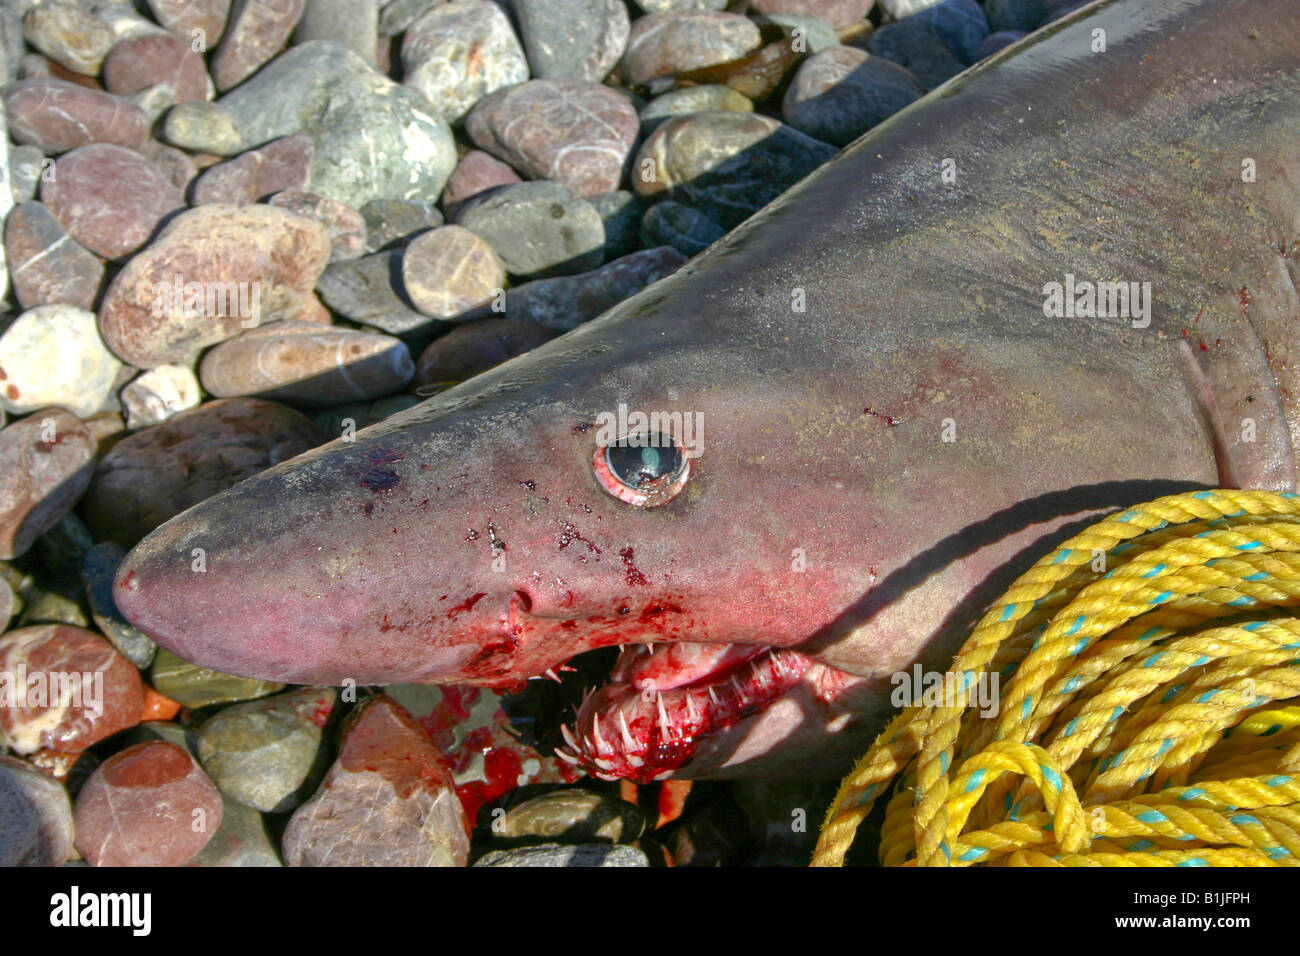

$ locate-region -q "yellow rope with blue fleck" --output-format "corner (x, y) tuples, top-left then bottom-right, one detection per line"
(812, 489), (1300, 866)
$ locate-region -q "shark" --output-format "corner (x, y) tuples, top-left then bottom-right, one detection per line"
(115, 0), (1300, 782)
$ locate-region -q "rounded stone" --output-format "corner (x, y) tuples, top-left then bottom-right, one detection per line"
(401, 225), (506, 319)
(146, 0), (233, 47)
(81, 398), (323, 548)
(316, 250), (437, 335)
(198, 322), (415, 406)
(22, 0), (117, 76)
(640, 84), (754, 133)
(763, 13), (841, 53)
(465, 79), (640, 196)
(862, 18), (966, 90)
(474, 843), (649, 866)
(641, 201), (726, 256)
(495, 789), (645, 844)
(103, 33), (212, 103)
(456, 180), (605, 279)
(195, 687), (334, 812)
(150, 648), (283, 711)
(219, 41), (458, 208)
(4, 78), (149, 153)
(4, 201), (104, 312)
(42, 144), (186, 261)
(211, 0), (306, 92)
(0, 625), (143, 755)
(361, 198), (446, 253)
(983, 0), (1048, 32)
(0, 754), (75, 866)
(400, 0), (529, 124)
(590, 190), (649, 260)
(498, 245), (687, 332)
(912, 0), (990, 63)
(9, 145), (49, 204)
(162, 101), (242, 156)
(81, 542), (158, 669)
(190, 134), (314, 206)
(73, 741), (223, 866)
(0, 305), (123, 418)
(293, 0), (378, 66)
(139, 142), (201, 195)
(186, 797), (282, 866)
(120, 365), (202, 430)
(783, 47), (925, 147)
(415, 319), (555, 390)
(97, 204), (332, 368)
(633, 111), (837, 228)
(440, 150), (522, 216)
(0, 409), (96, 561)
(634, 0), (728, 10)
(514, 0), (629, 82)
(267, 190), (366, 262)
(282, 696), (469, 867)
(750, 0), (876, 29)
(620, 12), (761, 89)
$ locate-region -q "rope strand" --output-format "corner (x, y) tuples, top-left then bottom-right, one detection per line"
(813, 489), (1300, 867)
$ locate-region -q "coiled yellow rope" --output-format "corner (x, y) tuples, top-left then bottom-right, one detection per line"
(813, 489), (1300, 867)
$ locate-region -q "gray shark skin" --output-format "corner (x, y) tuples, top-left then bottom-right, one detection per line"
(116, 0), (1300, 781)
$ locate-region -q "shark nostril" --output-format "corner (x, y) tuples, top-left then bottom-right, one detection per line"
(512, 590), (534, 613)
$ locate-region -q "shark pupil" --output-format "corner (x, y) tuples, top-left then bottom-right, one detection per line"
(607, 435), (681, 488)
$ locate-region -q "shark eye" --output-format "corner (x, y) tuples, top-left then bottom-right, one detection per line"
(593, 433), (692, 507)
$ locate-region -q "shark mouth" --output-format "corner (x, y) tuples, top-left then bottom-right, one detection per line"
(552, 641), (814, 783)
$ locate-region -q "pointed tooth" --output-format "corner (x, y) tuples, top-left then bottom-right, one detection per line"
(554, 747), (580, 765)
(560, 723), (580, 752)
(751, 660), (764, 687)
(618, 710), (636, 749)
(591, 717), (610, 754)
(646, 642), (655, 655)
(685, 692), (698, 723)
(656, 692), (671, 738)
(545, 668), (561, 683)
(595, 771), (618, 781)
(627, 754), (644, 768)
(707, 685), (719, 705)
(731, 675), (745, 700)
(594, 757), (615, 771)
(558, 664), (576, 673)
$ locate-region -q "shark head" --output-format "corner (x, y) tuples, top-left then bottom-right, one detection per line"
(113, 0), (1284, 781)
(113, 269), (902, 779)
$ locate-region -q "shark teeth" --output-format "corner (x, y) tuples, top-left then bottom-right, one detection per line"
(565, 645), (816, 783)
(560, 723), (580, 752)
(617, 710), (636, 749)
(590, 716), (610, 755)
